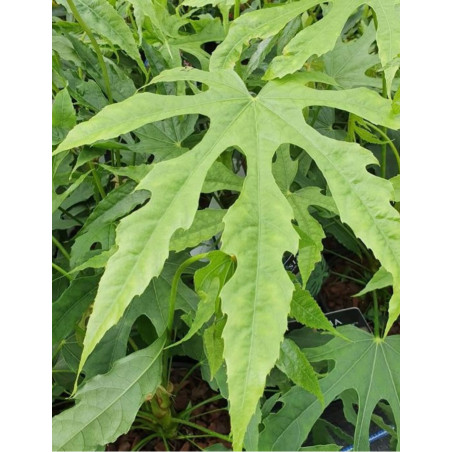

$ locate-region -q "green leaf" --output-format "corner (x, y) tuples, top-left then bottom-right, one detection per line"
(321, 23), (380, 89)
(272, 144), (298, 192)
(277, 338), (324, 404)
(98, 163), (154, 183)
(130, 115), (198, 163)
(264, 0), (399, 81)
(390, 174), (400, 202)
(53, 88), (76, 145)
(52, 335), (165, 451)
(203, 316), (227, 380)
(169, 209), (226, 252)
(70, 181), (149, 267)
(299, 445), (341, 451)
(59, 0), (143, 67)
(172, 251), (233, 348)
(354, 266), (393, 297)
(287, 187), (337, 288)
(52, 275), (101, 347)
(83, 281), (159, 378)
(69, 246), (118, 273)
(52, 172), (91, 213)
(259, 326), (399, 451)
(203, 161), (244, 193)
(56, 67), (398, 450)
(290, 286), (340, 338)
(210, 1), (315, 71)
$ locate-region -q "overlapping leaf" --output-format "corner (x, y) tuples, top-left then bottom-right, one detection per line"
(56, 66), (398, 450)
(259, 326), (400, 451)
(211, 0), (399, 88)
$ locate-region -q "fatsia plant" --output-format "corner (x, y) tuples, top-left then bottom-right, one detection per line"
(52, 0), (400, 450)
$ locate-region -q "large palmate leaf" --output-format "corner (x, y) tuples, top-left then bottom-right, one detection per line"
(52, 335), (165, 451)
(259, 326), (400, 451)
(56, 67), (398, 450)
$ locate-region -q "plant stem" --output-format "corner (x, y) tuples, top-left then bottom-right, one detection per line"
(58, 206), (84, 225)
(234, 0), (240, 19)
(364, 122), (400, 171)
(189, 407), (228, 420)
(172, 418), (231, 442)
(330, 271), (365, 285)
(371, 291), (380, 338)
(132, 433), (160, 451)
(174, 361), (203, 394)
(323, 248), (370, 271)
(66, 0), (113, 104)
(52, 263), (73, 281)
(180, 394), (224, 417)
(52, 235), (71, 261)
(161, 434), (170, 451)
(88, 162), (107, 199)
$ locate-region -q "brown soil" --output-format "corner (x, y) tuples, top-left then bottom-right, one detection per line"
(320, 237), (400, 336)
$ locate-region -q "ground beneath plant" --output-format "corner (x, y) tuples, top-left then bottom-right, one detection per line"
(106, 367), (231, 451)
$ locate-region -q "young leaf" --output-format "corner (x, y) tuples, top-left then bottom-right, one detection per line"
(171, 250), (233, 347)
(276, 338), (324, 405)
(290, 286), (341, 338)
(56, 67), (398, 450)
(52, 335), (165, 451)
(259, 326), (399, 451)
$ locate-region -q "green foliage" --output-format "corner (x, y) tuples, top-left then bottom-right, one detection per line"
(52, 0), (399, 450)
(259, 326), (399, 451)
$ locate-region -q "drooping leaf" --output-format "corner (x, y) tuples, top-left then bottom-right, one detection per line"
(56, 67), (398, 450)
(52, 335), (165, 451)
(276, 338), (324, 404)
(354, 266), (393, 297)
(172, 250), (233, 347)
(258, 326), (399, 451)
(290, 286), (341, 338)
